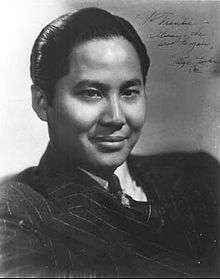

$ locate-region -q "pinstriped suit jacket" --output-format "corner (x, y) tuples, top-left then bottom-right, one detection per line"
(0, 149), (218, 277)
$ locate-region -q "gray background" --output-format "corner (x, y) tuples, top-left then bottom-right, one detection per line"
(0, 0), (220, 176)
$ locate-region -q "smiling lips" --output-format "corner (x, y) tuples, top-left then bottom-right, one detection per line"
(91, 135), (128, 151)
(93, 135), (127, 142)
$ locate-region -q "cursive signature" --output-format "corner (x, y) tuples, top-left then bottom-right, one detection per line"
(156, 37), (211, 53)
(141, 9), (214, 73)
(144, 10), (194, 26)
(173, 55), (218, 73)
(150, 26), (207, 40)
(150, 31), (182, 39)
(150, 32), (211, 54)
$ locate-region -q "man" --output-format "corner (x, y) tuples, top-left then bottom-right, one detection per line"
(0, 7), (218, 277)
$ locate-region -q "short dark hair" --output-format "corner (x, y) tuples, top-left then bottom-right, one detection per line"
(30, 7), (150, 104)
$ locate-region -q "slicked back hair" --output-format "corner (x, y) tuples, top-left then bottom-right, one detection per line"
(30, 7), (150, 104)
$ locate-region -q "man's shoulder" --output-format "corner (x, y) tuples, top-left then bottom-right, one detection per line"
(0, 168), (52, 223)
(129, 151), (219, 218)
(0, 167), (39, 199)
(130, 151), (219, 194)
(130, 150), (220, 173)
(130, 151), (219, 265)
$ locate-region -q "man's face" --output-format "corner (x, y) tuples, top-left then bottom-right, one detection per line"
(47, 37), (147, 172)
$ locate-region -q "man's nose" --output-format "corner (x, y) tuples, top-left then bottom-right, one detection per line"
(100, 95), (126, 128)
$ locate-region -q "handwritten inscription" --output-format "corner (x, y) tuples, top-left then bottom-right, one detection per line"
(139, 10), (218, 73)
(145, 10), (195, 26)
(172, 55), (218, 73)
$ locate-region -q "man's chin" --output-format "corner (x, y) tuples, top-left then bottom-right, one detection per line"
(90, 151), (129, 170)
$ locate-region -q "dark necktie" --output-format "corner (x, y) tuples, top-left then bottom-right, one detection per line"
(108, 174), (123, 198)
(108, 174), (151, 221)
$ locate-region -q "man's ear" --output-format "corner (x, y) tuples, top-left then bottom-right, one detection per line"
(31, 85), (49, 122)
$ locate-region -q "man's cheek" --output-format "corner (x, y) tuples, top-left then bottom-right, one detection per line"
(70, 107), (100, 129)
(128, 109), (146, 129)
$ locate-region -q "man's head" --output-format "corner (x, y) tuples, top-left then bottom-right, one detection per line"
(31, 7), (150, 175)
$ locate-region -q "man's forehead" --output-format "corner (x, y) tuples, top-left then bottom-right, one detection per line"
(70, 37), (140, 68)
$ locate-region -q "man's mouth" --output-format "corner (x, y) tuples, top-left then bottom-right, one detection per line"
(93, 135), (127, 142)
(90, 135), (128, 151)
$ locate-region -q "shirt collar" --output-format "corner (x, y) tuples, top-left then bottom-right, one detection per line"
(78, 167), (109, 190)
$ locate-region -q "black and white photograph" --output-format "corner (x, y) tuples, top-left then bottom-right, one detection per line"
(0, 0), (219, 277)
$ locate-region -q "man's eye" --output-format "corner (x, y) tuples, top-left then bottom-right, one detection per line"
(121, 89), (140, 98)
(79, 89), (102, 100)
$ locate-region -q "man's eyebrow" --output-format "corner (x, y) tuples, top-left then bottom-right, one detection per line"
(73, 78), (142, 91)
(73, 80), (109, 91)
(120, 79), (142, 90)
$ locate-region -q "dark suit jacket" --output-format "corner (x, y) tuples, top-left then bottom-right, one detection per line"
(0, 148), (218, 277)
